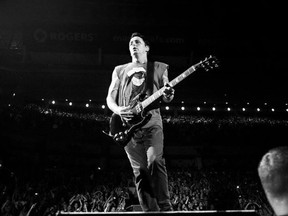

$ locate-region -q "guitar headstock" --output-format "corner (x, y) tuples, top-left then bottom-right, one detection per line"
(196, 55), (219, 71)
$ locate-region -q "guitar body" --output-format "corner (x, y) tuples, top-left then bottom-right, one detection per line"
(109, 111), (152, 147)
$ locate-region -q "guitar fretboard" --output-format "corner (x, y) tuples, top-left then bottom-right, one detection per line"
(141, 65), (197, 109)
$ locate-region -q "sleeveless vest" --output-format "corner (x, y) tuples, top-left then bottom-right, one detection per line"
(114, 61), (168, 128)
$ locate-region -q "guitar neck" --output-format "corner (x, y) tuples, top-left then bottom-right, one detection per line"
(141, 64), (197, 109)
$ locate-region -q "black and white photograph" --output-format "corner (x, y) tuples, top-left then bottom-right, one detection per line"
(1, 1), (287, 216)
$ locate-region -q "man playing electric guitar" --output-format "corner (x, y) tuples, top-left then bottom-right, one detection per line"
(106, 32), (175, 212)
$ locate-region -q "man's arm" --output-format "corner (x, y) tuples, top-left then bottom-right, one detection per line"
(106, 67), (134, 120)
(106, 67), (121, 115)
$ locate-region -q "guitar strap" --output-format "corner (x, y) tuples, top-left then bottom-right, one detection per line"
(145, 61), (155, 97)
(142, 61), (161, 111)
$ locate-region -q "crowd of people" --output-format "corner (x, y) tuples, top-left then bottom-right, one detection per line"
(1, 104), (286, 215)
(0, 165), (274, 216)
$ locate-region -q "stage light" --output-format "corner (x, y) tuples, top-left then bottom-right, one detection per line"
(165, 106), (169, 110)
(286, 108), (288, 112)
(69, 102), (72, 106)
(257, 108), (260, 112)
(89, 99), (92, 102)
(65, 99), (68, 102)
(181, 106), (185, 111)
(203, 101), (206, 104)
(86, 104), (89, 108)
(264, 102), (267, 105)
(242, 108), (246, 111)
(181, 101), (185, 104)
(227, 107), (231, 111)
(197, 107), (201, 111)
(52, 100), (56, 104)
(41, 98), (44, 101)
(212, 107), (216, 111)
(225, 102), (229, 105)
(271, 108), (275, 112)
(246, 102), (249, 105)
(12, 93), (16, 97)
(101, 105), (106, 109)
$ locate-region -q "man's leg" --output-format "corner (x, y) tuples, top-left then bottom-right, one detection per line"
(145, 126), (173, 211)
(125, 130), (159, 212)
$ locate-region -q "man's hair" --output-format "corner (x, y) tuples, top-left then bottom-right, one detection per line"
(130, 32), (150, 47)
(258, 146), (288, 199)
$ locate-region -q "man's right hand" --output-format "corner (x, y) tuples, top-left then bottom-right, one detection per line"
(116, 106), (134, 122)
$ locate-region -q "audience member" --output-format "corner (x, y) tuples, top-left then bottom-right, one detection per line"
(258, 146), (288, 216)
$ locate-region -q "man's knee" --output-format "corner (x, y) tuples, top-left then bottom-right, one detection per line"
(148, 157), (166, 173)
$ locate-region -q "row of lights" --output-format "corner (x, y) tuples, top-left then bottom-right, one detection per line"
(49, 99), (106, 109)
(8, 93), (288, 106)
(163, 106), (288, 112)
(44, 98), (288, 113)
(162, 100), (288, 112)
(6, 95), (288, 113)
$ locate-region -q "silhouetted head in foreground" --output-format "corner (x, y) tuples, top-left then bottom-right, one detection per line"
(258, 146), (288, 216)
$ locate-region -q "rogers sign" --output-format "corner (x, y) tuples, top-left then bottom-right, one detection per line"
(33, 28), (98, 43)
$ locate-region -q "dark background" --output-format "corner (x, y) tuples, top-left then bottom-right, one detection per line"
(1, 0), (287, 105)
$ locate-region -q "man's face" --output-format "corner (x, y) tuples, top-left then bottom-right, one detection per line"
(129, 36), (149, 56)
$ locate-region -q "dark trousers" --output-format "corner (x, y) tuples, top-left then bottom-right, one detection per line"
(124, 125), (172, 212)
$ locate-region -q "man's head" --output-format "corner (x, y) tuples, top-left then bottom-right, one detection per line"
(258, 146), (288, 215)
(129, 32), (150, 58)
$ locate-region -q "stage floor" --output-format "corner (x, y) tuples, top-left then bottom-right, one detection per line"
(57, 210), (258, 216)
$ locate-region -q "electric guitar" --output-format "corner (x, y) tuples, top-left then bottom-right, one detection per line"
(103, 55), (219, 147)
